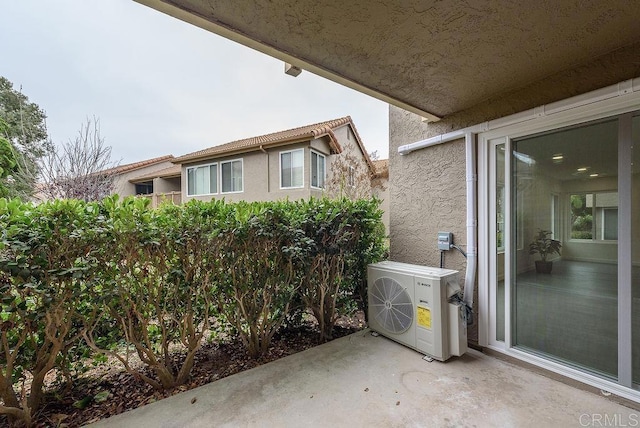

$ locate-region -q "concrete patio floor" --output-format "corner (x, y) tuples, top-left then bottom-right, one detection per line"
(91, 331), (639, 428)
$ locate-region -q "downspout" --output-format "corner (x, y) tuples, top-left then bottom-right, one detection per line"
(463, 133), (477, 310)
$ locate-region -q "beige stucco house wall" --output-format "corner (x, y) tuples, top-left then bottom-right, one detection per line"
(389, 109), (466, 269)
(109, 155), (176, 197)
(176, 117), (384, 218)
(127, 164), (182, 207)
(371, 159), (389, 236)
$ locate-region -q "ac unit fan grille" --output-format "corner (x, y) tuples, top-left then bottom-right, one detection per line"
(370, 276), (413, 334)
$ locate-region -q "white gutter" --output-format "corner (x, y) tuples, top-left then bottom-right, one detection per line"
(396, 77), (640, 311)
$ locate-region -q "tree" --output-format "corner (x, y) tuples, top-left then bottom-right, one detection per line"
(325, 151), (375, 200)
(0, 119), (18, 198)
(0, 77), (50, 198)
(39, 117), (119, 201)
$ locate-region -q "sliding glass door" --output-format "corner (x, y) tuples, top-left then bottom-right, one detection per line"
(633, 115), (639, 388)
(512, 119), (619, 379)
(488, 111), (639, 389)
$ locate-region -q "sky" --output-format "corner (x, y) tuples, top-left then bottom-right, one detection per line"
(0, 0), (389, 165)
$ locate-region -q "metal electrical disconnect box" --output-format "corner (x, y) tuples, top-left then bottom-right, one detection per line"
(438, 232), (453, 251)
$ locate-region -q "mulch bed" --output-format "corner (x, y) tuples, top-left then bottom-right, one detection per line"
(2, 313), (365, 428)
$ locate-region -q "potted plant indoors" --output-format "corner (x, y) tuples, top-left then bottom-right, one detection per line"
(528, 229), (562, 274)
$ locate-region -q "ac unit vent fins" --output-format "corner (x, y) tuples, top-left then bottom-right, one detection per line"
(370, 277), (414, 334)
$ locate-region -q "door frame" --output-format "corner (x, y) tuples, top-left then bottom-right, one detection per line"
(477, 89), (640, 402)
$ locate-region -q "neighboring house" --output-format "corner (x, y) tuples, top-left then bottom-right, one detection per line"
(128, 163), (182, 207)
(371, 159), (389, 235)
(32, 154), (176, 203)
(139, 1), (640, 402)
(172, 116), (378, 204)
(106, 154), (177, 197)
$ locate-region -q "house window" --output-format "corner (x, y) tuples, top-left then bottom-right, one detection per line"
(280, 149), (304, 188)
(221, 159), (243, 193)
(348, 166), (356, 187)
(187, 163), (217, 196)
(569, 192), (618, 241)
(311, 150), (326, 189)
(135, 182), (153, 195)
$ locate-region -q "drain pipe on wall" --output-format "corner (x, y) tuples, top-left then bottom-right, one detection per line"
(463, 132), (477, 310)
(398, 131), (478, 314)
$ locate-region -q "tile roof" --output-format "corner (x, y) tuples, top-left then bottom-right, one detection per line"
(128, 164), (182, 183)
(102, 155), (174, 175)
(173, 117), (356, 163)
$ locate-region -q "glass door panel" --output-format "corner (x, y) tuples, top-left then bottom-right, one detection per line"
(633, 115), (640, 388)
(512, 119), (619, 379)
(495, 143), (506, 341)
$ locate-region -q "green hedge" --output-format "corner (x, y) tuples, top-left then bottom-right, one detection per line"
(0, 196), (385, 423)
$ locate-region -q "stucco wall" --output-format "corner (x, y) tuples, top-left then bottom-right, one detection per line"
(324, 125), (374, 200)
(389, 105), (471, 339)
(112, 161), (176, 196)
(153, 176), (181, 194)
(181, 142), (341, 204)
(267, 142), (315, 201)
(399, 45), (640, 142)
(372, 179), (389, 237)
(389, 106), (467, 270)
(183, 151), (274, 203)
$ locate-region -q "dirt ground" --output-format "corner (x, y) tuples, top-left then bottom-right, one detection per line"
(2, 313), (365, 428)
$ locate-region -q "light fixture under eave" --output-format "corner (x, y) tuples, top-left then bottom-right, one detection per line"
(284, 62), (302, 77)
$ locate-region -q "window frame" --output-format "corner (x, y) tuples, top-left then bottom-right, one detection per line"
(186, 162), (218, 196)
(568, 191), (618, 242)
(310, 149), (326, 189)
(279, 149), (305, 189)
(602, 207), (618, 240)
(220, 158), (244, 194)
(348, 165), (356, 188)
(135, 181), (154, 195)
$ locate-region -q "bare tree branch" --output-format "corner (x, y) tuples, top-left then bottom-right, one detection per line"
(39, 117), (119, 201)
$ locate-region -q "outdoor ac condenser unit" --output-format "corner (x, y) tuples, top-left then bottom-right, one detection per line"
(367, 261), (467, 361)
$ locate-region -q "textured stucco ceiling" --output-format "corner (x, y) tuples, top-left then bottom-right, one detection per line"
(136, 0), (640, 120)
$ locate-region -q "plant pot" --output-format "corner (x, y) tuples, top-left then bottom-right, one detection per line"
(535, 260), (553, 274)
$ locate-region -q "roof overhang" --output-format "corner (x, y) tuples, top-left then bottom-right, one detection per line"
(135, 0), (640, 122)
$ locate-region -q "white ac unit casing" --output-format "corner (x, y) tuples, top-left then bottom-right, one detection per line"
(367, 261), (467, 361)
